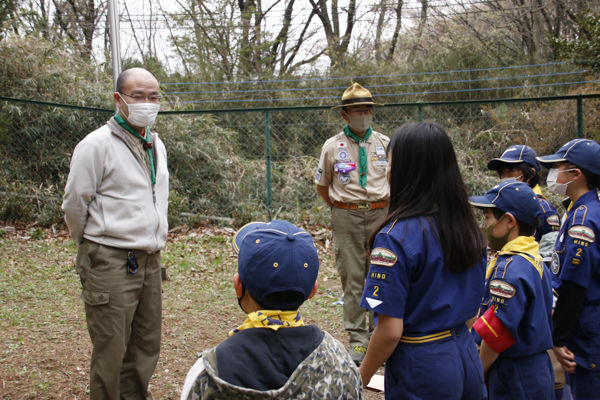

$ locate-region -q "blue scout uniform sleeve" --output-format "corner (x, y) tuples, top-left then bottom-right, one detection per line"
(485, 257), (527, 344)
(360, 231), (410, 319)
(535, 196), (560, 242)
(558, 205), (599, 289)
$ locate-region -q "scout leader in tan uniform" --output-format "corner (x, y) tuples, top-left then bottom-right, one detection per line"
(315, 83), (390, 365)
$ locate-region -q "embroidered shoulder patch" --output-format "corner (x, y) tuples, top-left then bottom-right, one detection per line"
(370, 247), (397, 267)
(568, 225), (595, 243)
(315, 168), (323, 182)
(489, 280), (516, 299)
(551, 252), (561, 275)
(547, 215), (560, 227)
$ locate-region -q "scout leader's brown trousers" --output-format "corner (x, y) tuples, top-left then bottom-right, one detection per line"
(76, 239), (162, 400)
(331, 206), (387, 349)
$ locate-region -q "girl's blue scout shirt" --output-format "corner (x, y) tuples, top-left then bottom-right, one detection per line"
(474, 236), (554, 357)
(360, 217), (486, 334)
(551, 189), (600, 369)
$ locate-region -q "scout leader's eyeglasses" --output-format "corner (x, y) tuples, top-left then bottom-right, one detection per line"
(119, 92), (163, 104)
(345, 107), (373, 115)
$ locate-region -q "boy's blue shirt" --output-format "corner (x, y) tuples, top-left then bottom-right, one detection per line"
(551, 190), (600, 369)
(480, 236), (554, 357)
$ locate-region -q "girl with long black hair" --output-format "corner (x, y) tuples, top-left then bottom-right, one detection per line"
(359, 122), (488, 399)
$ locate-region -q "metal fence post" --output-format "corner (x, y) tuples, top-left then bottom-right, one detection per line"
(264, 111), (273, 219)
(577, 97), (583, 138)
(417, 105), (423, 122)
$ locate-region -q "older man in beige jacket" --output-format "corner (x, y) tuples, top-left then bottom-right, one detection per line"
(62, 67), (168, 400)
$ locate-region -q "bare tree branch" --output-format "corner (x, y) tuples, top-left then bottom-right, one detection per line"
(407, 0), (427, 64)
(387, 0), (403, 61)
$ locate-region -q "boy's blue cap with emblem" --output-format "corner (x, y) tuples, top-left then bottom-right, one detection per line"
(487, 145), (541, 172)
(537, 139), (600, 176)
(232, 220), (319, 311)
(469, 181), (541, 226)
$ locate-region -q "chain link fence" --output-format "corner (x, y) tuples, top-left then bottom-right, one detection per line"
(1, 94), (599, 227)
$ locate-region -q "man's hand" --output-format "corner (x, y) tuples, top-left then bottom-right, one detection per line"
(553, 346), (577, 373)
(316, 184), (333, 208)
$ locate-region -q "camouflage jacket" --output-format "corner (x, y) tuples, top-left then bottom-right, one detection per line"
(183, 331), (363, 400)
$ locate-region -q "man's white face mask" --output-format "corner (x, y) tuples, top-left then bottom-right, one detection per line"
(118, 93), (160, 127)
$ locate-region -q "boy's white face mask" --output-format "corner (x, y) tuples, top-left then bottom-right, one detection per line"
(500, 174), (523, 183)
(547, 168), (576, 196)
(118, 93), (160, 128)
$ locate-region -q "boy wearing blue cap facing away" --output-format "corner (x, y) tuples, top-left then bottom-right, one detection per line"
(537, 139), (600, 399)
(470, 181), (555, 398)
(488, 145), (560, 241)
(180, 220), (362, 400)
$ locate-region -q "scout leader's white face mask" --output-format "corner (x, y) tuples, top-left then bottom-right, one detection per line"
(118, 93), (160, 128)
(347, 114), (372, 132)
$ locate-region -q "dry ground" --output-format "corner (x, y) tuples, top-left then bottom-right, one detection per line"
(0, 223), (384, 399)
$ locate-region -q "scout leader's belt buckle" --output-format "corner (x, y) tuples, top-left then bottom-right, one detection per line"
(356, 201), (372, 212)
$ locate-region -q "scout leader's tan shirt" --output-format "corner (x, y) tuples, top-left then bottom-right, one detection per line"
(316, 130), (390, 204)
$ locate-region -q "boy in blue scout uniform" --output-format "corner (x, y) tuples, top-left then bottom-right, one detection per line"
(180, 220), (362, 400)
(488, 145), (566, 399)
(487, 144), (560, 241)
(470, 181), (555, 399)
(537, 139), (600, 400)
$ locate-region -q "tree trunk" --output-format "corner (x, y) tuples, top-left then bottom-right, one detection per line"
(406, 0), (427, 64)
(374, 0), (387, 60)
(387, 0), (403, 61)
(309, 0), (356, 67)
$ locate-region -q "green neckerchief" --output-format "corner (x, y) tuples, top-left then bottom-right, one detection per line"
(114, 113), (156, 185)
(344, 125), (372, 189)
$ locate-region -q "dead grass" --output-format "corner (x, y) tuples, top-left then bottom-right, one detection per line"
(0, 224), (384, 399)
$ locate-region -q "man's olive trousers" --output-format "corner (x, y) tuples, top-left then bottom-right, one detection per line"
(76, 239), (162, 400)
(331, 206), (387, 349)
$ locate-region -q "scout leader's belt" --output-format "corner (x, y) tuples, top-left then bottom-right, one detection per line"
(333, 200), (387, 212)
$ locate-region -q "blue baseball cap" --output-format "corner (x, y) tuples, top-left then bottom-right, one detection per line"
(488, 145), (541, 172)
(469, 181), (541, 226)
(537, 139), (600, 176)
(232, 220), (319, 311)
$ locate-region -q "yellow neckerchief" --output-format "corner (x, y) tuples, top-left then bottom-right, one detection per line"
(228, 310), (304, 336)
(532, 184), (543, 197)
(486, 236), (544, 280)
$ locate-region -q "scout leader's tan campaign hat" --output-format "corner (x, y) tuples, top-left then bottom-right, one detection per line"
(331, 83), (384, 109)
